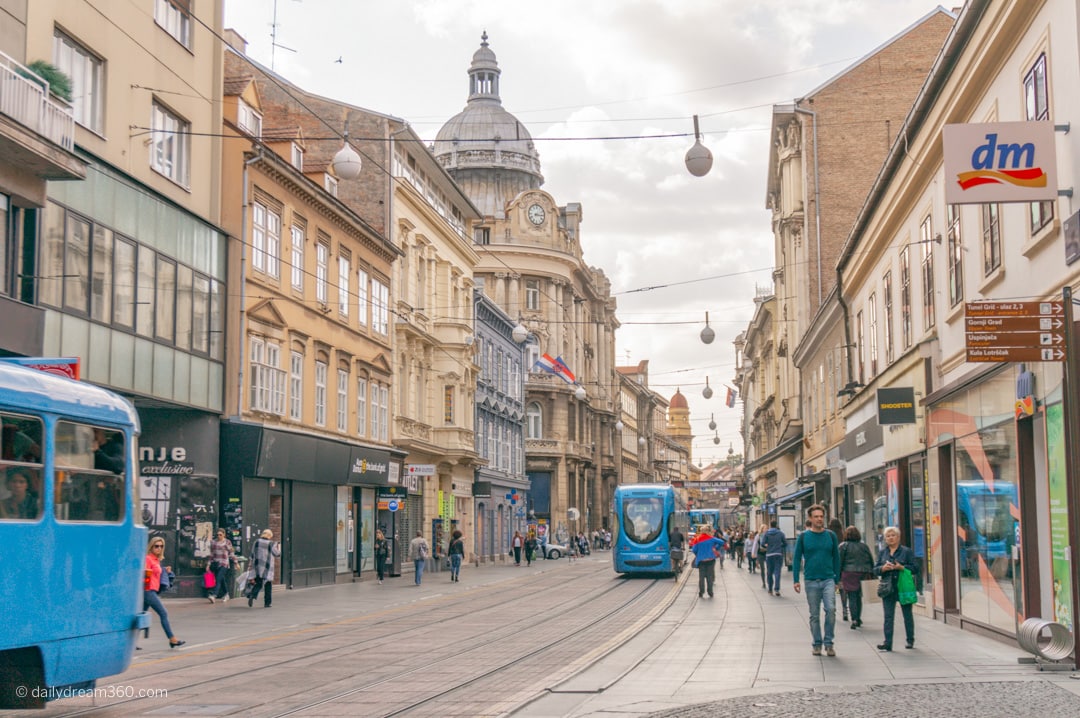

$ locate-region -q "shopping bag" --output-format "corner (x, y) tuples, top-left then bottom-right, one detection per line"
(898, 568), (918, 605)
(203, 569), (216, 589)
(862, 577), (881, 604)
(235, 569), (252, 595)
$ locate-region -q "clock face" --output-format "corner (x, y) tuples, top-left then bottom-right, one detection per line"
(527, 203), (546, 225)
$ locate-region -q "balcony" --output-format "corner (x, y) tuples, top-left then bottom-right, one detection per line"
(0, 51), (84, 184)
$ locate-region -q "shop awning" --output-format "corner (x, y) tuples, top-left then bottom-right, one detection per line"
(768, 486), (814, 510)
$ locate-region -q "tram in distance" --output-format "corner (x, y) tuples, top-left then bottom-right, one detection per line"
(688, 508), (721, 534)
(612, 484), (687, 576)
(0, 362), (147, 709)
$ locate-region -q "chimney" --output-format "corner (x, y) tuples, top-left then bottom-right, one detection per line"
(224, 28), (248, 55)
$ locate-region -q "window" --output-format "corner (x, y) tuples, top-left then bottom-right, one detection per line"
(155, 0), (191, 47)
(1024, 53), (1054, 234)
(526, 402), (542, 439)
(338, 253), (350, 317)
(53, 30), (104, 133)
(237, 99), (262, 136)
(316, 240), (329, 305)
(151, 101), (189, 186)
(63, 213), (91, 314)
(337, 369), (348, 431)
(155, 257), (176, 342)
(249, 337), (285, 415)
(868, 293), (878, 377)
(357, 268), (369, 326)
(525, 279), (540, 311)
(289, 351), (303, 421)
(356, 377), (367, 437)
(883, 271), (894, 364)
(856, 310), (865, 384)
(946, 205), (964, 307)
(981, 203), (1001, 275)
(920, 217), (935, 330)
(1, 412), (43, 521)
(314, 360), (327, 426)
(444, 385), (454, 425)
(900, 246), (912, 349)
(372, 278), (389, 335)
(290, 224), (304, 291)
(370, 381), (389, 442)
(113, 236), (136, 330)
(474, 227), (490, 244)
(324, 174), (338, 197)
(251, 200), (280, 278)
(291, 143), (303, 170)
(54, 422), (125, 523)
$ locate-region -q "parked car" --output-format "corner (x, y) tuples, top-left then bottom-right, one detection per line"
(538, 542), (566, 559)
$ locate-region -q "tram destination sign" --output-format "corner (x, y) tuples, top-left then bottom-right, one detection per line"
(964, 300), (1065, 363)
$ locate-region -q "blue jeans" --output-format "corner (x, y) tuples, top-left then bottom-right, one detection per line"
(804, 578), (836, 648)
(765, 555), (784, 592)
(213, 563), (230, 598)
(414, 558), (425, 584)
(143, 589), (174, 640)
(450, 554), (462, 579)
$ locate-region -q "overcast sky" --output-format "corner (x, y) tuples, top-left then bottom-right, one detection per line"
(223, 0), (950, 467)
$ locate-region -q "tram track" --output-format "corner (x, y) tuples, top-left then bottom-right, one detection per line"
(39, 563), (653, 717)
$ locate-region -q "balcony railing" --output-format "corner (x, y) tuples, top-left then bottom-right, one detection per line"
(0, 51), (75, 151)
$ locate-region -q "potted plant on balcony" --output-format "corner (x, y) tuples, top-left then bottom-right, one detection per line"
(21, 60), (72, 102)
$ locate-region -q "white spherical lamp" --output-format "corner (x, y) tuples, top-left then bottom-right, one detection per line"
(332, 142), (362, 180)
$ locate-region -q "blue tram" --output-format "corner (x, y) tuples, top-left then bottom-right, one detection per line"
(0, 362), (147, 708)
(612, 484), (679, 575)
(688, 508), (721, 534)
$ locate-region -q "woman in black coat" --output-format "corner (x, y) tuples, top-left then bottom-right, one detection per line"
(873, 526), (919, 651)
(839, 525), (875, 629)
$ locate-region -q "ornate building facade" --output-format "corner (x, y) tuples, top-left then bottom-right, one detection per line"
(434, 34), (620, 538)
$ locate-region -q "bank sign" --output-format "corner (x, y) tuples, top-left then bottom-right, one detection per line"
(943, 121), (1057, 205)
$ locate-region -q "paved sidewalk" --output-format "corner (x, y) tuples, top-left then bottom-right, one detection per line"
(514, 559), (1080, 717)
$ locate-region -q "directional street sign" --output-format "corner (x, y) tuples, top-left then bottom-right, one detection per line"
(965, 301), (1066, 363)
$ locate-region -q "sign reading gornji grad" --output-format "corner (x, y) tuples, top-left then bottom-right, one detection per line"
(877, 387), (916, 425)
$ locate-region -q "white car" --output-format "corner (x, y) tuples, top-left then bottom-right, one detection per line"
(538, 542), (567, 559)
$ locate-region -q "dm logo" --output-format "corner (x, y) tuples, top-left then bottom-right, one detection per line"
(943, 121), (1057, 205)
(956, 133), (1047, 190)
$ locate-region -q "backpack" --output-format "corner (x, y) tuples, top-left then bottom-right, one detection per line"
(418, 541), (429, 559)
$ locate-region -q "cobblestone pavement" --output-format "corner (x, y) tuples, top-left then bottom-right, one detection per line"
(646, 681), (1080, 718)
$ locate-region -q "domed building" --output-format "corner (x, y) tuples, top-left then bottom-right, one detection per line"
(668, 389), (693, 455)
(435, 34), (621, 540)
(433, 32), (543, 218)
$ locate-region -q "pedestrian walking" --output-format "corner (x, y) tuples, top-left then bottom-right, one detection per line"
(448, 529), (465, 582)
(733, 530), (745, 568)
(792, 504), (841, 657)
(208, 528), (236, 603)
(144, 537), (184, 648)
(744, 531), (757, 573)
(512, 530), (524, 566)
(689, 527), (725, 598)
(828, 518), (848, 621)
(246, 529), (280, 607)
(409, 530), (429, 585)
(761, 520), (787, 596)
(374, 529), (389, 584)
(839, 525), (874, 629)
(524, 531), (538, 566)
(874, 526), (919, 651)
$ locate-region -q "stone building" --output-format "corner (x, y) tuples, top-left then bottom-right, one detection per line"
(434, 34), (620, 538)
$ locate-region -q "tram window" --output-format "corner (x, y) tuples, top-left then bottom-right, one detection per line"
(0, 413), (43, 521)
(623, 497), (664, 545)
(54, 421), (126, 523)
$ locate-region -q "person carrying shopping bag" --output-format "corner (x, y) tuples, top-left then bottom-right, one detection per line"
(873, 526), (919, 651)
(247, 529), (280, 608)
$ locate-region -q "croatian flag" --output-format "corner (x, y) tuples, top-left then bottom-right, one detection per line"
(553, 356), (576, 385)
(725, 386), (737, 408)
(534, 354), (558, 374)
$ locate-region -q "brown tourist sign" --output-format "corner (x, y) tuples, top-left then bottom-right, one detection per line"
(964, 301), (1065, 362)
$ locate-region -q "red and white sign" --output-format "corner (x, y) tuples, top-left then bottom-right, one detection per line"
(943, 121), (1058, 204)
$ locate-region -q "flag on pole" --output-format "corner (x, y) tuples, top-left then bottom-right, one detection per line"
(725, 386), (737, 408)
(534, 354), (558, 374)
(553, 356), (576, 384)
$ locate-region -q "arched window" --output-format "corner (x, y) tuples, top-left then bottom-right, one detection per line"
(526, 402), (542, 439)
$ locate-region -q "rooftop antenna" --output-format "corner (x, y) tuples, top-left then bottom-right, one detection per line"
(270, 0), (300, 71)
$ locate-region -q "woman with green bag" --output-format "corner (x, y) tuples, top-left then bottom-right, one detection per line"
(873, 526), (919, 651)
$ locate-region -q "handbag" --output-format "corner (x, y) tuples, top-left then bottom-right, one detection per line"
(877, 571), (897, 599)
(861, 576), (881, 603)
(203, 569), (216, 589)
(897, 568), (918, 605)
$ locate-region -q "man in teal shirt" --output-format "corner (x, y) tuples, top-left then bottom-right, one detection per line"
(793, 504), (841, 656)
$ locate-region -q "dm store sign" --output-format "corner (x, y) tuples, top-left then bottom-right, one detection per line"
(943, 121), (1057, 205)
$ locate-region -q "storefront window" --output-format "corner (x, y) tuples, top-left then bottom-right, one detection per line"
(955, 419), (1018, 633)
(850, 475), (886, 561)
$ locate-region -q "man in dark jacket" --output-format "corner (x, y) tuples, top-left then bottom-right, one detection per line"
(761, 520), (787, 596)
